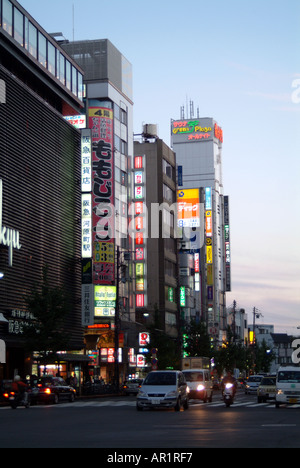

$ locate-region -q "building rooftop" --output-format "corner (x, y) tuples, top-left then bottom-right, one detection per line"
(0, 0), (84, 112)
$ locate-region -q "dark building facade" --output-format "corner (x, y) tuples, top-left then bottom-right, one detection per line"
(0, 0), (85, 380)
(134, 132), (179, 338)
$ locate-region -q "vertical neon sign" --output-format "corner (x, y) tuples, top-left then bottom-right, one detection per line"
(134, 155), (147, 308)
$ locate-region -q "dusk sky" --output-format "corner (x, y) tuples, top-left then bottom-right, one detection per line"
(21, 0), (300, 334)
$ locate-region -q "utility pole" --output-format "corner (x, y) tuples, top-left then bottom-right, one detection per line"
(232, 300), (236, 343)
(114, 245), (120, 392)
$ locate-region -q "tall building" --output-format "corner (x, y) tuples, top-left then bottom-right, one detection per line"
(134, 128), (179, 339)
(61, 39), (135, 382)
(0, 0), (85, 379)
(171, 116), (231, 342)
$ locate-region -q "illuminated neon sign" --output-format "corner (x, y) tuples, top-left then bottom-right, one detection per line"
(134, 155), (147, 308)
(177, 189), (200, 228)
(214, 123), (223, 143)
(180, 286), (186, 307)
(0, 180), (21, 266)
(172, 120), (212, 135)
(172, 119), (223, 144)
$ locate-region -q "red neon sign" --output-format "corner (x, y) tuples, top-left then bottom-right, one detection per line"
(214, 123), (223, 143)
(135, 156), (143, 169)
(136, 294), (144, 308)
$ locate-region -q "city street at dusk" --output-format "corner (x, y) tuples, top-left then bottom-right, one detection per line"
(1, 391), (300, 449)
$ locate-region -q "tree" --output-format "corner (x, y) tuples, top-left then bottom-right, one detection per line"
(254, 340), (274, 374)
(182, 320), (212, 358)
(22, 265), (71, 374)
(213, 341), (254, 377)
(213, 328), (255, 377)
(145, 308), (181, 370)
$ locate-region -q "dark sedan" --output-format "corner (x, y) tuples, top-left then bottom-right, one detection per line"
(33, 376), (76, 405)
(122, 379), (143, 395)
(0, 380), (12, 403)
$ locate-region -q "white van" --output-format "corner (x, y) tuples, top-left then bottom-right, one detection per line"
(182, 369), (213, 402)
(136, 370), (189, 411)
(276, 366), (300, 408)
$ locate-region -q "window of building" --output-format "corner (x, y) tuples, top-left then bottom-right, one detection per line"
(14, 7), (24, 46)
(72, 66), (77, 95)
(38, 32), (47, 68)
(114, 104), (120, 120)
(121, 171), (127, 186)
(28, 22), (37, 58)
(120, 108), (127, 125)
(24, 16), (28, 49)
(48, 41), (56, 76)
(66, 60), (71, 90)
(114, 135), (120, 152)
(163, 159), (174, 180)
(165, 312), (177, 325)
(2, 0), (12, 35)
(59, 52), (65, 84)
(121, 139), (127, 155)
(163, 184), (175, 203)
(165, 260), (176, 278)
(78, 73), (83, 100)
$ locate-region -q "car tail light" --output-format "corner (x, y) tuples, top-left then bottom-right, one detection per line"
(3, 393), (9, 398)
(44, 388), (51, 395)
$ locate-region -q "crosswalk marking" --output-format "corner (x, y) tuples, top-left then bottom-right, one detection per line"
(2, 398), (300, 410)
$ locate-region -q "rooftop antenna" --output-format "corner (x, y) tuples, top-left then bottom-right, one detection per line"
(186, 95), (188, 118)
(190, 100), (194, 119)
(72, 3), (75, 42)
(180, 105), (185, 119)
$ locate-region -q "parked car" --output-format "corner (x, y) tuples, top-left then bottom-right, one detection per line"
(136, 370), (189, 411)
(32, 376), (76, 404)
(122, 379), (143, 395)
(245, 375), (264, 394)
(182, 369), (213, 402)
(0, 380), (12, 403)
(257, 376), (276, 403)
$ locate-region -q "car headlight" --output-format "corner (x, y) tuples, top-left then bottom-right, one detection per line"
(138, 390), (147, 397)
(197, 384), (205, 391)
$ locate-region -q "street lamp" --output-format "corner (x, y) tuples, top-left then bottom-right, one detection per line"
(252, 307), (263, 346)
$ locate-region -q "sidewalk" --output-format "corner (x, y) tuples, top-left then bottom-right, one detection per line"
(0, 390), (123, 407)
